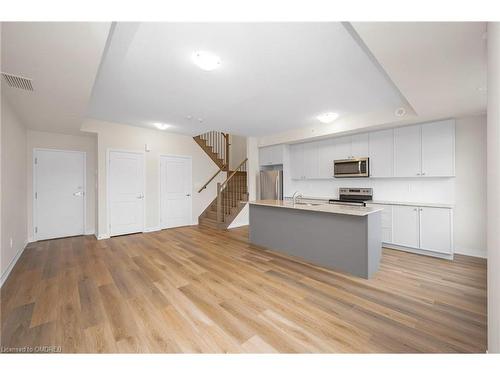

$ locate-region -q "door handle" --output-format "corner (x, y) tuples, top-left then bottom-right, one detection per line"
(73, 191), (84, 197)
(186, 194), (191, 197)
(137, 194), (144, 199)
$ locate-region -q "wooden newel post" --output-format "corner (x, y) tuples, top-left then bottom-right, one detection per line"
(216, 182), (222, 223)
(225, 133), (230, 173)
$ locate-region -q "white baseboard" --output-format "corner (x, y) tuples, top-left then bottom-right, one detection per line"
(85, 228), (96, 236)
(144, 226), (161, 233)
(0, 239), (28, 288)
(383, 243), (454, 260)
(454, 247), (487, 259)
(97, 233), (110, 240)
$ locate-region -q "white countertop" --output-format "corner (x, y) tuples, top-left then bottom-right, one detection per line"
(285, 196), (454, 209)
(249, 199), (383, 216)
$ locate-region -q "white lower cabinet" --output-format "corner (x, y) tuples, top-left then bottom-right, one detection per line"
(369, 203), (453, 258)
(419, 207), (453, 254)
(392, 206), (420, 248)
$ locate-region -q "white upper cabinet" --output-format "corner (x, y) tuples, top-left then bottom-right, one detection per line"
(289, 143), (304, 180)
(394, 125), (422, 177)
(259, 147), (271, 165)
(331, 136), (352, 160)
(419, 206), (453, 254)
(421, 120), (455, 177)
(288, 120), (454, 180)
(259, 145), (283, 166)
(369, 129), (394, 178)
(316, 138), (335, 178)
(350, 133), (369, 158)
(302, 141), (319, 179)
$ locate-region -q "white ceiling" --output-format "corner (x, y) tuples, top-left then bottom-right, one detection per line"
(1, 22), (487, 139)
(1, 22), (111, 134)
(87, 22), (407, 136)
(351, 22), (487, 120)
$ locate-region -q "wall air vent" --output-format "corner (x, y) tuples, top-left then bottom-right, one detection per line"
(1, 72), (34, 91)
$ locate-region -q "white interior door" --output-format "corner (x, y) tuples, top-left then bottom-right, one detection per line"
(34, 149), (85, 241)
(160, 155), (192, 229)
(108, 151), (145, 236)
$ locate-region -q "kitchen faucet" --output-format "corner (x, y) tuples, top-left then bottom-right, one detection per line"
(292, 191), (303, 205)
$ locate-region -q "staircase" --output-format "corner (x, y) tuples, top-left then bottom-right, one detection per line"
(194, 131), (248, 230)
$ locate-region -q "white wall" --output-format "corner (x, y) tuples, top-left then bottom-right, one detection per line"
(26, 130), (97, 240)
(229, 134), (247, 170)
(487, 22), (500, 354)
(81, 119), (224, 238)
(454, 115), (487, 258)
(1, 96), (27, 286)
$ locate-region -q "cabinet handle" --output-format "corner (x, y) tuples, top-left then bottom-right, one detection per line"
(413, 208), (417, 211)
(421, 172), (426, 175)
(416, 172), (421, 176)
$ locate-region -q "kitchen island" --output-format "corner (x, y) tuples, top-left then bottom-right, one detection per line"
(249, 199), (383, 278)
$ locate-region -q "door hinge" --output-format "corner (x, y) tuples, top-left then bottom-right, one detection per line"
(34, 157), (38, 165)
(35, 227), (38, 234)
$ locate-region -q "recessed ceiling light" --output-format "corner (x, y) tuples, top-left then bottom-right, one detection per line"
(192, 51), (221, 71)
(394, 107), (407, 117)
(155, 123), (171, 130)
(316, 112), (339, 124)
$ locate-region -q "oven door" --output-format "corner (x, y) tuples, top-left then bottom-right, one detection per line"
(334, 158), (369, 177)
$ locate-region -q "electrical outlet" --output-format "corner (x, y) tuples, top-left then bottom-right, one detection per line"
(10, 238), (13, 248)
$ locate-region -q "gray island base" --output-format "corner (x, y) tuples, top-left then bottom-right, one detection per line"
(249, 200), (382, 279)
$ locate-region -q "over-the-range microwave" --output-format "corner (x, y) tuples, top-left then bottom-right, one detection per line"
(333, 157), (369, 178)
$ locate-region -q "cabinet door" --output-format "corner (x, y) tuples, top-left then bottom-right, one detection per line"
(302, 141), (319, 179)
(421, 120), (455, 177)
(419, 207), (453, 254)
(271, 145), (283, 165)
(392, 205), (420, 248)
(331, 136), (351, 160)
(394, 125), (421, 177)
(369, 129), (394, 177)
(351, 133), (369, 158)
(258, 147), (269, 166)
(316, 138), (335, 178)
(289, 143), (304, 180)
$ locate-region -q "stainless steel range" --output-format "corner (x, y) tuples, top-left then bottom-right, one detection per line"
(328, 187), (373, 207)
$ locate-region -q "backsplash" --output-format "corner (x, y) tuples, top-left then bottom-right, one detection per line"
(284, 177), (455, 204)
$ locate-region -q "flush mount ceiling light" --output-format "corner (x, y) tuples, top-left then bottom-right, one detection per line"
(192, 51), (221, 71)
(316, 112), (339, 124)
(155, 123), (171, 130)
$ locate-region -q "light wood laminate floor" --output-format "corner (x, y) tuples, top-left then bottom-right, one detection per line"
(0, 226), (487, 353)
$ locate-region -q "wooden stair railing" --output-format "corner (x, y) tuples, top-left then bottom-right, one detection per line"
(216, 158), (248, 223)
(197, 166), (225, 193)
(198, 157), (248, 229)
(193, 131), (230, 171)
(194, 130), (248, 229)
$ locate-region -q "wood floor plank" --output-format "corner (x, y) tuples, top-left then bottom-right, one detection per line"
(0, 226), (488, 353)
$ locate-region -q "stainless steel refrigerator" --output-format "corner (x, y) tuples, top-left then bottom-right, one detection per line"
(260, 170), (283, 200)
